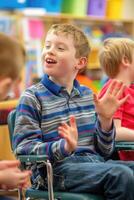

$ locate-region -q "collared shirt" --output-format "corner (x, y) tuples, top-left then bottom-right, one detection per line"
(13, 74), (115, 189)
(99, 79), (134, 161)
(99, 79), (134, 130)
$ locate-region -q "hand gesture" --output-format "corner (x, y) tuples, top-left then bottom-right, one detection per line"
(58, 115), (78, 153)
(94, 80), (129, 131)
(95, 80), (129, 119)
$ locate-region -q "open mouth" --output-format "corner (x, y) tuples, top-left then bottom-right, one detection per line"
(45, 58), (57, 64)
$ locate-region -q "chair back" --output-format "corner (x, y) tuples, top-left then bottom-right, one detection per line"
(7, 109), (16, 150)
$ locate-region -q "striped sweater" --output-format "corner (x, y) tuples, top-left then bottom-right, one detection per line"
(13, 74), (115, 188)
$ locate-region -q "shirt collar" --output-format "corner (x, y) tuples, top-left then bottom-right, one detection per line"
(41, 74), (83, 96)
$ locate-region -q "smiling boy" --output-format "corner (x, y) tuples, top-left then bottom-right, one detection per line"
(13, 24), (134, 199)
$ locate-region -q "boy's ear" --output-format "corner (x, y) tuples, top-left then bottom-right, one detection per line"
(122, 56), (130, 67)
(76, 57), (87, 70)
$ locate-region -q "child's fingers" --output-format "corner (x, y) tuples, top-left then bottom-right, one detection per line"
(115, 83), (125, 98)
(58, 126), (68, 133)
(0, 160), (20, 168)
(18, 176), (30, 189)
(69, 115), (77, 128)
(119, 94), (130, 106)
(106, 79), (117, 95)
(19, 181), (30, 189)
(16, 171), (31, 181)
(21, 170), (31, 175)
(58, 130), (70, 143)
(112, 81), (124, 96)
(58, 128), (68, 136)
(58, 127), (68, 139)
(60, 122), (69, 129)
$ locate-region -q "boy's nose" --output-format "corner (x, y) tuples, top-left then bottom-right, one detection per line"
(47, 50), (55, 55)
(47, 46), (55, 55)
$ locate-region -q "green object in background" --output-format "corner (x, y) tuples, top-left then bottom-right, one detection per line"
(61, 0), (88, 16)
(93, 80), (102, 92)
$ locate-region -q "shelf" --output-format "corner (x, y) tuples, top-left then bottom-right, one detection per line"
(0, 10), (133, 83)
(12, 10), (133, 22)
(88, 63), (100, 69)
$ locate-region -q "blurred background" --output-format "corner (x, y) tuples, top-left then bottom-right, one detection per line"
(0, 1), (133, 198)
(0, 0), (133, 95)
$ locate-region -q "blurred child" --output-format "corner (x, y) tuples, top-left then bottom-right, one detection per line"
(99, 37), (134, 160)
(13, 24), (134, 199)
(0, 33), (31, 196)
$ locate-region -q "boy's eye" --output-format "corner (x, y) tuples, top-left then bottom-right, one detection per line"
(45, 45), (50, 49)
(58, 47), (65, 51)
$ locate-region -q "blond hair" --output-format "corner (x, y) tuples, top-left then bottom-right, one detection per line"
(0, 33), (26, 80)
(99, 38), (134, 78)
(47, 23), (91, 59)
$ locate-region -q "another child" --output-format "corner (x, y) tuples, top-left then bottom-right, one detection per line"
(13, 24), (134, 199)
(99, 37), (134, 160)
(0, 33), (31, 192)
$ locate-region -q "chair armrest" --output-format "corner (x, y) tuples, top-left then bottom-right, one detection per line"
(18, 154), (54, 200)
(115, 141), (134, 150)
(17, 155), (48, 162)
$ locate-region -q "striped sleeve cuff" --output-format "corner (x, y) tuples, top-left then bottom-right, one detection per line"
(50, 139), (71, 162)
(60, 139), (71, 157)
(96, 119), (115, 141)
(95, 119), (115, 156)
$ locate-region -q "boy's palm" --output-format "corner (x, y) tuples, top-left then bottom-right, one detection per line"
(95, 80), (129, 119)
(58, 116), (78, 153)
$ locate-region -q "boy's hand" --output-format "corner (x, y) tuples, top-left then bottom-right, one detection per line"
(0, 167), (31, 190)
(0, 160), (20, 170)
(94, 80), (129, 131)
(58, 115), (78, 153)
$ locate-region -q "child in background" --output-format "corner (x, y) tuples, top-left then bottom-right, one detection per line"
(99, 37), (134, 160)
(0, 33), (31, 197)
(13, 24), (134, 199)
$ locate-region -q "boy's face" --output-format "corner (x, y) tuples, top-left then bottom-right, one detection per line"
(42, 31), (80, 81)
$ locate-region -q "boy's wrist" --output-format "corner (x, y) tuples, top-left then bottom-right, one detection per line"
(64, 142), (75, 154)
(98, 115), (113, 132)
(60, 140), (73, 157)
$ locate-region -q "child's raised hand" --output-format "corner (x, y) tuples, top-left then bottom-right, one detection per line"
(94, 80), (129, 120)
(58, 115), (78, 153)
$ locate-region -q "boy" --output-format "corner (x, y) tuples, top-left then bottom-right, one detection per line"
(0, 33), (31, 192)
(99, 38), (134, 160)
(13, 24), (134, 199)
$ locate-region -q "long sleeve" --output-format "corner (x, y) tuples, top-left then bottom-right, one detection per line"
(13, 87), (70, 162)
(95, 119), (115, 157)
(13, 77), (116, 162)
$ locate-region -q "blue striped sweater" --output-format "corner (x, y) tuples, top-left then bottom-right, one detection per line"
(13, 74), (115, 188)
